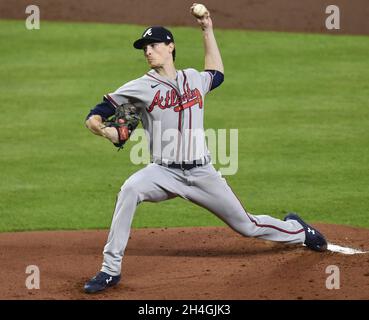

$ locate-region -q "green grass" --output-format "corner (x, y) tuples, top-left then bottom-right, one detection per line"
(0, 20), (368, 232)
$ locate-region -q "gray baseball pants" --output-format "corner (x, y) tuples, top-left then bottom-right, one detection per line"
(101, 163), (305, 276)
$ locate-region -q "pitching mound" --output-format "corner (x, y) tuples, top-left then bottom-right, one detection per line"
(0, 225), (368, 300)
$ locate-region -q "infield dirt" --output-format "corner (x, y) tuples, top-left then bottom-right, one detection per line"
(1, 225), (369, 299)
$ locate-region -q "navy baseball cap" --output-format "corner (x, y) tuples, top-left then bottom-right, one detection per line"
(133, 26), (175, 49)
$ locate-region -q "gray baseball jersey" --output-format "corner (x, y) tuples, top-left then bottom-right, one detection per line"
(104, 68), (212, 163)
(98, 68), (306, 276)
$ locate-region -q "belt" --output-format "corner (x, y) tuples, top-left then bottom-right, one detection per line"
(154, 156), (211, 170)
(166, 162), (204, 170)
(155, 158), (209, 170)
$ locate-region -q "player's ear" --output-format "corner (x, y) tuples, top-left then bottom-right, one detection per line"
(169, 43), (176, 61)
(167, 42), (174, 53)
(165, 42), (175, 61)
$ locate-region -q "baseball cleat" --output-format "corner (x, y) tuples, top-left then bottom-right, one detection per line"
(284, 213), (327, 252)
(84, 271), (121, 294)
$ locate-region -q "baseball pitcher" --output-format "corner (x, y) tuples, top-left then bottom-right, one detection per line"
(83, 3), (327, 293)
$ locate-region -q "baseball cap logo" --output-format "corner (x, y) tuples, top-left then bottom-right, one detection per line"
(143, 28), (152, 37)
(133, 26), (174, 49)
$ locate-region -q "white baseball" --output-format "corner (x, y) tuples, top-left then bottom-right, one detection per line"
(192, 4), (208, 18)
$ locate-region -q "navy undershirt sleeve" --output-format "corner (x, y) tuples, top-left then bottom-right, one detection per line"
(85, 97), (116, 121)
(205, 69), (224, 91)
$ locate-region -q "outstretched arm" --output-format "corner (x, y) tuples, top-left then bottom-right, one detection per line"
(190, 3), (224, 74)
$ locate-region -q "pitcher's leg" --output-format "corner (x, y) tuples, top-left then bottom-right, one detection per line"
(101, 164), (176, 276)
(187, 166), (305, 244)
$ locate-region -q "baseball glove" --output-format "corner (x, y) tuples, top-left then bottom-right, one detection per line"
(103, 103), (142, 150)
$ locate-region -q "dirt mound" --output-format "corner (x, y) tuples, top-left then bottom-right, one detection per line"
(1, 0), (368, 35)
(1, 225), (368, 300)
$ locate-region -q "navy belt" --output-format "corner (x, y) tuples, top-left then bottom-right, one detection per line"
(154, 156), (211, 170)
(166, 162), (204, 170)
(156, 161), (207, 170)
